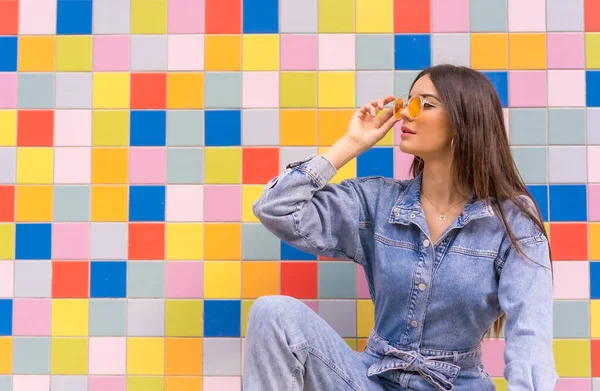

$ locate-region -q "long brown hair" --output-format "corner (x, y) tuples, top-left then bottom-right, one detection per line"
(408, 65), (552, 338)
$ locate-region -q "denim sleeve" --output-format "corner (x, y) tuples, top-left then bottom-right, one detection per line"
(252, 154), (366, 264)
(497, 235), (559, 390)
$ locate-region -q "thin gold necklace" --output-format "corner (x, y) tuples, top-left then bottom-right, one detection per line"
(421, 192), (466, 221)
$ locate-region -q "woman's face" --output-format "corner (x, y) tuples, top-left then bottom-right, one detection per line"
(398, 75), (454, 159)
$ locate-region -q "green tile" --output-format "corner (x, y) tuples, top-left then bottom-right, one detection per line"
(127, 262), (165, 298)
(319, 262), (356, 299)
(53, 186), (90, 222)
(469, 0), (507, 32)
(18, 73), (54, 109)
(12, 337), (50, 374)
(167, 111), (205, 146)
(511, 147), (548, 183)
(167, 148), (204, 184)
(204, 72), (242, 109)
(553, 300), (589, 338)
(548, 108), (586, 145)
(89, 299), (127, 336)
(242, 224), (280, 260)
(509, 109), (547, 145)
(394, 71), (420, 97)
(356, 34), (394, 70)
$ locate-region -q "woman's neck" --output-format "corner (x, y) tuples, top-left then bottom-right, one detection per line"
(420, 155), (469, 208)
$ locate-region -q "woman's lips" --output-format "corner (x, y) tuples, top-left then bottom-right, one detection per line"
(401, 125), (416, 135)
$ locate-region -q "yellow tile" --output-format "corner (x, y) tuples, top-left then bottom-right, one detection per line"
(492, 378), (507, 391)
(92, 111), (129, 146)
(470, 34), (508, 70)
(56, 36), (93, 71)
(319, 0), (355, 33)
(356, 0), (393, 33)
(18, 36), (55, 72)
(205, 35), (241, 71)
(166, 377), (203, 391)
(204, 261), (241, 298)
(318, 146), (356, 183)
(51, 299), (89, 336)
(241, 299), (255, 337)
(587, 33), (600, 69)
(357, 299), (374, 338)
(344, 338), (358, 350)
(0, 111), (16, 146)
(590, 300), (600, 337)
(165, 300), (203, 337)
(242, 35), (279, 71)
(280, 72), (317, 108)
(93, 73), (130, 109)
(91, 185), (128, 222)
(204, 223), (241, 260)
(127, 338), (165, 375)
(0, 224), (15, 260)
(51, 338), (88, 375)
(591, 223), (600, 260)
(318, 110), (354, 146)
(167, 73), (204, 109)
(128, 377), (165, 391)
(91, 148), (129, 184)
(242, 262), (279, 299)
(204, 147), (241, 184)
(131, 0), (167, 34)
(0, 338), (11, 374)
(166, 223), (204, 260)
(553, 339), (590, 377)
(15, 185), (53, 222)
(16, 147), (53, 184)
(509, 33), (546, 70)
(318, 72), (355, 108)
(375, 110), (395, 146)
(242, 185), (264, 222)
(280, 109), (317, 146)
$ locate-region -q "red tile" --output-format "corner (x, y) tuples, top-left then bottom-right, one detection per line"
(206, 0), (241, 33)
(17, 110), (54, 147)
(130, 73), (167, 109)
(0, 186), (15, 222)
(281, 262), (317, 299)
(0, 1), (18, 35)
(128, 223), (165, 260)
(242, 147), (279, 184)
(549, 223), (588, 260)
(394, 0), (430, 33)
(52, 261), (89, 298)
(586, 0), (600, 31)
(592, 339), (600, 377)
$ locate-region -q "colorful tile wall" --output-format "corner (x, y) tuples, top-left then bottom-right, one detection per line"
(0, 0), (599, 390)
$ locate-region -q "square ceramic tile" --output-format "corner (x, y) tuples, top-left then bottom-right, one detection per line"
(242, 109), (279, 146)
(431, 34), (470, 66)
(588, 108), (600, 145)
(549, 146), (587, 183)
(280, 0), (317, 33)
(469, 0), (507, 32)
(203, 338), (241, 376)
(205, 72), (242, 108)
(318, 299), (357, 338)
(355, 71), (394, 108)
(547, 0), (584, 31)
(548, 109), (586, 145)
(508, 109), (547, 145)
(241, 223), (280, 260)
(131, 35), (167, 71)
(511, 147), (548, 183)
(56, 73), (93, 109)
(356, 34), (394, 70)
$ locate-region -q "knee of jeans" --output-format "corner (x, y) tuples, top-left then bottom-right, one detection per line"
(248, 295), (301, 324)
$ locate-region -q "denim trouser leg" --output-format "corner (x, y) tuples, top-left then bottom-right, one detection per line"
(242, 295), (388, 391)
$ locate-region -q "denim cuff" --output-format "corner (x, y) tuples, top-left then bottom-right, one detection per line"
(287, 154), (338, 187)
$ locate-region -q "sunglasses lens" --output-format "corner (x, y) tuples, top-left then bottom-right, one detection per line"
(408, 97), (422, 118)
(394, 98), (404, 118)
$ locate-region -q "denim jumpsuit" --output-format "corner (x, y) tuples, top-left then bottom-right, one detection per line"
(243, 154), (558, 391)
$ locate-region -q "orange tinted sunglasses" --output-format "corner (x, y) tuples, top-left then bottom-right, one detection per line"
(393, 95), (437, 120)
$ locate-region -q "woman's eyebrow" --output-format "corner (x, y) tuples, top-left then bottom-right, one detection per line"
(408, 93), (441, 101)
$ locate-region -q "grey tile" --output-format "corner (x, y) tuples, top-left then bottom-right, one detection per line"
(242, 109), (280, 146)
(509, 109), (547, 145)
(242, 224), (280, 260)
(356, 71), (394, 108)
(394, 71), (420, 97)
(56, 73), (93, 109)
(204, 72), (242, 109)
(51, 376), (88, 391)
(12, 337), (51, 374)
(0, 148), (15, 184)
(431, 34), (470, 67)
(14, 261), (52, 298)
(127, 299), (165, 336)
(89, 299), (127, 336)
(131, 35), (167, 71)
(469, 0), (507, 32)
(319, 262), (356, 299)
(127, 262), (165, 298)
(167, 148), (204, 184)
(511, 147), (548, 183)
(0, 377), (10, 391)
(18, 73), (54, 109)
(93, 0), (130, 34)
(548, 146), (587, 183)
(280, 0), (317, 33)
(547, 0), (584, 31)
(548, 108), (586, 145)
(167, 111), (205, 146)
(553, 300), (589, 338)
(589, 108), (600, 145)
(356, 34), (394, 70)
(203, 338), (241, 375)
(279, 147), (318, 173)
(593, 378), (600, 390)
(53, 186), (90, 222)
(90, 223), (128, 260)
(318, 300), (357, 338)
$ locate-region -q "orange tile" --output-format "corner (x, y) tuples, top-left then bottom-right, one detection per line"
(91, 185), (128, 222)
(394, 0), (430, 33)
(0, 338), (12, 374)
(586, 0), (600, 31)
(165, 338), (202, 376)
(128, 223), (165, 260)
(91, 148), (128, 184)
(17, 110), (54, 147)
(318, 110), (354, 146)
(280, 110), (317, 146)
(205, 0), (241, 33)
(52, 261), (89, 298)
(242, 147), (279, 184)
(0, 186), (14, 222)
(549, 223), (588, 260)
(166, 377), (203, 391)
(0, 1), (18, 35)
(242, 262), (279, 298)
(131, 73), (167, 109)
(204, 223), (241, 260)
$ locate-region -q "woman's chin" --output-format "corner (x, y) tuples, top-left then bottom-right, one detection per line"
(399, 140), (418, 155)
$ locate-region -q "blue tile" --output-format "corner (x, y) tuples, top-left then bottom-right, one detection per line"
(204, 300), (241, 337)
(205, 110), (241, 146)
(587, 71), (600, 107)
(130, 111), (167, 146)
(90, 262), (127, 298)
(394, 35), (431, 70)
(549, 184), (587, 222)
(129, 186), (166, 221)
(527, 185), (548, 222)
(591, 262), (600, 299)
(357, 147), (394, 178)
(482, 71), (508, 108)
(15, 223), (51, 260)
(280, 241), (317, 260)
(0, 36), (18, 72)
(0, 300), (12, 336)
(57, 0), (93, 34)
(243, 0), (279, 33)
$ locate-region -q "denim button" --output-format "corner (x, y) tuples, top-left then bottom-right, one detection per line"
(410, 213), (416, 219)
(411, 320), (418, 327)
(418, 283), (426, 291)
(423, 239), (430, 247)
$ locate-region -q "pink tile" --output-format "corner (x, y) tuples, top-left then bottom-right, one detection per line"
(204, 377), (241, 391)
(165, 261), (203, 298)
(431, 0), (469, 32)
(302, 300), (318, 312)
(13, 375), (50, 391)
(54, 147), (91, 184)
(242, 72), (279, 108)
(0, 261), (13, 298)
(318, 34), (355, 70)
(204, 185), (241, 221)
(547, 70), (586, 107)
(19, 0), (56, 34)
(589, 147), (600, 183)
(508, 0), (546, 32)
(52, 223), (90, 259)
(394, 146), (415, 180)
(509, 71), (547, 107)
(13, 299), (51, 336)
(168, 35), (204, 71)
(555, 378), (591, 391)
(89, 337), (126, 375)
(552, 261), (589, 299)
(590, 185), (600, 222)
(89, 376), (126, 391)
(0, 73), (17, 109)
(481, 339), (505, 377)
(129, 148), (166, 184)
(547, 33), (585, 69)
(55, 110), (92, 146)
(166, 185), (204, 221)
(280, 34), (318, 70)
(168, 0), (205, 33)
(356, 266), (370, 299)
(93, 36), (130, 71)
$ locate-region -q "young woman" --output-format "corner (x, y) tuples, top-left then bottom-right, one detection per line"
(242, 65), (558, 391)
